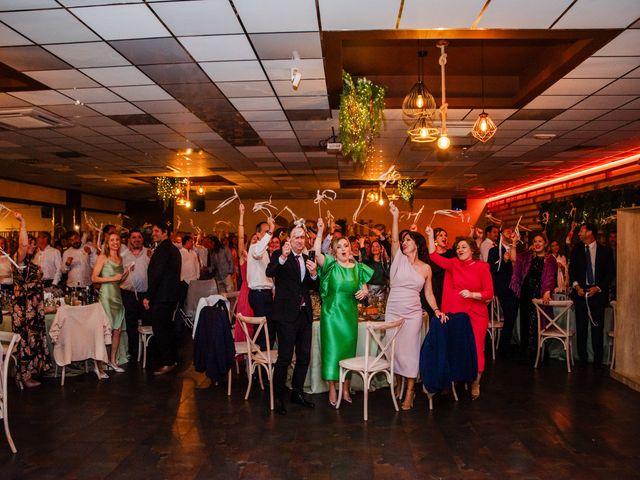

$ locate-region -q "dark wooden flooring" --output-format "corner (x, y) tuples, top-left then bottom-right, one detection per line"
(2, 340), (640, 480)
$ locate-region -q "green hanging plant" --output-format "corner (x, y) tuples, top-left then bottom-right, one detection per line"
(339, 71), (386, 166)
(398, 179), (417, 209)
(156, 176), (178, 208)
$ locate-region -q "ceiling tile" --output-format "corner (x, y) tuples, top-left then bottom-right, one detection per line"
(45, 42), (129, 68)
(234, 0), (318, 33)
(0, 0), (58, 9)
(554, 0), (640, 28)
(566, 56), (640, 79)
(621, 98), (640, 109)
(594, 30), (640, 56)
(133, 100), (189, 114)
(524, 95), (585, 109)
(263, 59), (325, 81)
(597, 78), (640, 96)
(0, 22), (31, 46)
(230, 97), (280, 111)
(59, 0), (144, 5)
(400, 0), (481, 29)
(0, 9), (98, 44)
(0, 92), (30, 107)
(59, 87), (122, 103)
(179, 35), (255, 62)
(250, 121), (293, 131)
(9, 90), (74, 105)
(140, 63), (210, 85)
(23, 69), (99, 89)
(87, 102), (143, 115)
(280, 96), (329, 110)
(110, 38), (192, 66)
(150, 0), (242, 36)
(152, 112), (202, 124)
(465, 108), (517, 120)
(321, 0), (399, 30)
(597, 109), (640, 121)
(80, 66), (153, 86)
(0, 45), (69, 71)
(553, 109), (606, 121)
(162, 82), (224, 100)
(200, 61), (266, 82)
(241, 110), (287, 121)
(110, 85), (171, 102)
(251, 32), (322, 60)
(572, 95), (637, 109)
(272, 79), (327, 97)
(543, 78), (613, 96)
(217, 81), (274, 98)
(478, 0), (572, 28)
(71, 4), (170, 40)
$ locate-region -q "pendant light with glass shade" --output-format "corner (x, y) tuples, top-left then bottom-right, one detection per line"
(402, 49), (436, 122)
(471, 41), (497, 143)
(408, 114), (439, 143)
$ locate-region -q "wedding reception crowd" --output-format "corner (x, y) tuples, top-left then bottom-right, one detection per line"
(1, 201), (616, 415)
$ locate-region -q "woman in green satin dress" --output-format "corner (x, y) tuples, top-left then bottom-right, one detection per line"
(91, 232), (129, 376)
(314, 218), (373, 406)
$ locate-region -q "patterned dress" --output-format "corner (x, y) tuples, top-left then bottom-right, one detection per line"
(11, 257), (50, 382)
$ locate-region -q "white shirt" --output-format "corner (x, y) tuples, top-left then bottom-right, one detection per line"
(180, 248), (200, 284)
(194, 244), (208, 269)
(586, 240), (597, 283)
(61, 247), (93, 287)
(247, 233), (273, 290)
(34, 245), (62, 284)
(480, 238), (496, 262)
(120, 247), (150, 293)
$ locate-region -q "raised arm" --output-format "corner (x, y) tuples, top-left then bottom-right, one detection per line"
(389, 202), (400, 258)
(509, 231), (518, 263)
(313, 217), (326, 268)
(425, 225), (436, 255)
(14, 212), (28, 265)
(237, 203), (246, 260)
(425, 225), (455, 271)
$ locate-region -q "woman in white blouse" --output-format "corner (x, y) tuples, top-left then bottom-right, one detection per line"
(550, 240), (568, 293)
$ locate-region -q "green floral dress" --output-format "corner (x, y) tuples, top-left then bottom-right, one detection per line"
(11, 257), (50, 382)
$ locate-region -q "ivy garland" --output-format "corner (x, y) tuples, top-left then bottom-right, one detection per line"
(538, 185), (640, 239)
(398, 179), (418, 209)
(339, 71), (386, 166)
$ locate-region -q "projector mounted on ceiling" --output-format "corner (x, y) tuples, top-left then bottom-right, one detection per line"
(0, 107), (72, 129)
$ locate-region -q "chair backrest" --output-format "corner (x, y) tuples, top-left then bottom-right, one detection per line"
(490, 296), (503, 327)
(222, 291), (240, 324)
(365, 319), (404, 371)
(0, 332), (19, 394)
(237, 314), (273, 362)
(532, 299), (573, 336)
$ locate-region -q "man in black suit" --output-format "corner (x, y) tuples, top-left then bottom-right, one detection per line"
(488, 226), (518, 357)
(569, 223), (615, 367)
(266, 225), (319, 415)
(143, 222), (182, 375)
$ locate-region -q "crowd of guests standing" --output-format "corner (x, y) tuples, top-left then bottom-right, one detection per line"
(2, 205), (616, 415)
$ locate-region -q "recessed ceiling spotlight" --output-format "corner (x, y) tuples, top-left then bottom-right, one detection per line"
(533, 133), (557, 140)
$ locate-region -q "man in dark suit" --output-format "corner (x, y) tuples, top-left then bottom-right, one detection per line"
(569, 223), (615, 367)
(488, 227), (518, 357)
(143, 222), (182, 375)
(266, 225), (319, 415)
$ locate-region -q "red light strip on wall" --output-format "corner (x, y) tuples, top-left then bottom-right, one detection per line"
(487, 152), (640, 203)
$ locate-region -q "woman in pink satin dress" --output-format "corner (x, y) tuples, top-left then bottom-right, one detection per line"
(385, 203), (446, 410)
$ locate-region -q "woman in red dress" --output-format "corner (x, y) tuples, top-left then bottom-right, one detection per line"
(425, 226), (494, 399)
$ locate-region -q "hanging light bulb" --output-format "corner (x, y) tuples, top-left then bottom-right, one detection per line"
(471, 41), (497, 143)
(388, 190), (399, 201)
(197, 185), (205, 195)
(408, 114), (439, 143)
(402, 50), (436, 123)
(366, 189), (379, 202)
(437, 134), (451, 150)
(174, 186), (182, 195)
(176, 196), (185, 206)
(185, 200), (192, 209)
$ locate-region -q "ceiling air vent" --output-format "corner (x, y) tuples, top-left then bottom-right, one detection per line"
(0, 107), (72, 129)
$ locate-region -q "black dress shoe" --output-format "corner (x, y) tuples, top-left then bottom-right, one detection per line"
(274, 399), (287, 415)
(290, 392), (315, 409)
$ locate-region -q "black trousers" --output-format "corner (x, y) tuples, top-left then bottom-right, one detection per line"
(573, 293), (606, 365)
(248, 289), (275, 349)
(497, 289), (519, 353)
(151, 301), (178, 367)
(273, 309), (312, 401)
(121, 289), (150, 360)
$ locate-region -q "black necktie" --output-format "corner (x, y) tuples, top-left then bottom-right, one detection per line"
(295, 255), (305, 306)
(585, 245), (594, 285)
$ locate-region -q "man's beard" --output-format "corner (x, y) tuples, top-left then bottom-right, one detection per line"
(72, 242), (81, 249)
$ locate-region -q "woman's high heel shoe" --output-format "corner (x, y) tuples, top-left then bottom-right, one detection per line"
(23, 377), (41, 388)
(108, 362), (125, 373)
(401, 390), (415, 410)
(94, 365), (108, 380)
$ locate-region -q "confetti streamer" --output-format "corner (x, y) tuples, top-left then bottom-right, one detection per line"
(377, 165), (401, 190)
(399, 205), (425, 225)
(252, 196), (278, 219)
(601, 214), (617, 225)
(485, 213), (502, 225)
(215, 220), (233, 228)
(428, 209), (468, 226)
(274, 205), (299, 223)
(175, 215), (182, 232)
(314, 189), (336, 218)
(325, 210), (334, 229)
(189, 218), (202, 235)
(0, 247), (24, 270)
(211, 188), (240, 216)
(0, 203), (17, 222)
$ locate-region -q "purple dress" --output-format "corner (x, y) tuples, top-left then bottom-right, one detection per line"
(385, 252), (425, 377)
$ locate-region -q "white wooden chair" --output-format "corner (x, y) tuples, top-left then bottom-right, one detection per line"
(609, 300), (617, 370)
(223, 293), (257, 396)
(533, 299), (574, 372)
(0, 332), (19, 453)
(487, 296), (504, 360)
(237, 314), (276, 411)
(222, 291), (240, 326)
(137, 324), (154, 369)
(336, 319), (405, 421)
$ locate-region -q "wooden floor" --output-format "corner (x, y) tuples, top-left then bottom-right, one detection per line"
(1, 341), (639, 480)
